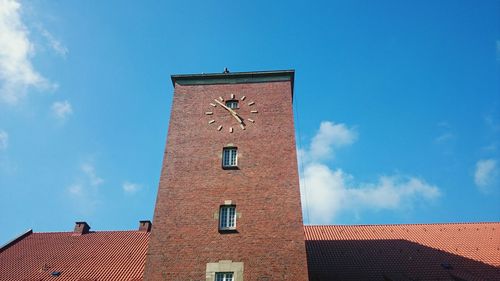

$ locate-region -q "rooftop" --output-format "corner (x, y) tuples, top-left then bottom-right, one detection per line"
(170, 69), (295, 96)
(305, 222), (500, 281)
(0, 221), (150, 281)
(1, 221), (498, 281)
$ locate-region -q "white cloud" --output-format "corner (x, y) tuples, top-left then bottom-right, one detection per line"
(39, 27), (68, 57)
(51, 100), (72, 120)
(474, 159), (498, 193)
(300, 121), (440, 224)
(482, 143), (497, 152)
(0, 131), (15, 172)
(0, 130), (8, 150)
(81, 163), (103, 187)
(68, 183), (83, 196)
(435, 132), (454, 143)
(350, 175), (440, 209)
(300, 163), (345, 223)
(122, 181), (142, 194)
(0, 0), (54, 104)
(66, 182), (98, 215)
(437, 121), (450, 128)
(484, 114), (500, 132)
(301, 163), (440, 224)
(66, 163), (103, 215)
(300, 121), (357, 163)
(434, 121), (455, 146)
(496, 40), (500, 62)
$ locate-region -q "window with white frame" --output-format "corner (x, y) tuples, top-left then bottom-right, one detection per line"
(215, 272), (234, 281)
(225, 100), (238, 109)
(219, 205), (236, 230)
(206, 261), (243, 281)
(222, 147), (237, 168)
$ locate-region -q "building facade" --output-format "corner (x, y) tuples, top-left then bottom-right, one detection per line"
(2, 69), (499, 281)
(143, 70), (309, 281)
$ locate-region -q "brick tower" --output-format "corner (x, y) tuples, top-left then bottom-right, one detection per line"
(144, 70), (309, 281)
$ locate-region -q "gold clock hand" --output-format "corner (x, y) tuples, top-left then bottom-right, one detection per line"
(214, 99), (233, 112)
(232, 113), (243, 124)
(214, 99), (243, 123)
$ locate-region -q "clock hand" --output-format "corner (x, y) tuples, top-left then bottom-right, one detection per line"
(229, 112), (243, 124)
(214, 99), (243, 123)
(214, 99), (234, 113)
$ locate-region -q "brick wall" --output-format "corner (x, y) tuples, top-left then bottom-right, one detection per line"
(144, 75), (309, 281)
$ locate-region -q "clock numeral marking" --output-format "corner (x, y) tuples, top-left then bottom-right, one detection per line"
(248, 118), (255, 123)
(210, 103), (216, 107)
(240, 96), (246, 101)
(229, 127), (233, 133)
(219, 96), (224, 101)
(205, 112), (213, 115)
(251, 110), (258, 113)
(248, 101), (255, 106)
(240, 124), (245, 130)
(230, 94), (235, 99)
(208, 120), (215, 124)
(217, 125), (223, 131)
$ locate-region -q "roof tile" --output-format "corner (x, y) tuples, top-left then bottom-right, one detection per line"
(0, 231), (149, 281)
(304, 222), (500, 281)
(2, 222), (498, 280)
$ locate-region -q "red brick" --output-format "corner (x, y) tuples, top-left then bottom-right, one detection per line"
(143, 71), (309, 281)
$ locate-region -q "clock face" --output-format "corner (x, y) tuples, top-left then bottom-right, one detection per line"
(205, 94), (258, 133)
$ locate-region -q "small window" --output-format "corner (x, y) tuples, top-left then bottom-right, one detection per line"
(225, 100), (238, 109)
(222, 147), (237, 168)
(215, 272), (234, 281)
(219, 205), (236, 230)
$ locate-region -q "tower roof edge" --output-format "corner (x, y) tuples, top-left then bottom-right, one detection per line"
(170, 69), (295, 97)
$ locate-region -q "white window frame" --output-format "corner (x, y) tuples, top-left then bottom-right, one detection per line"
(222, 147), (238, 168)
(225, 100), (238, 109)
(206, 261), (243, 281)
(219, 205), (236, 230)
(215, 272), (234, 281)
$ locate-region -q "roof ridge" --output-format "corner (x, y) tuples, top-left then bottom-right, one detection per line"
(0, 229), (32, 252)
(34, 229), (148, 234)
(304, 221), (500, 227)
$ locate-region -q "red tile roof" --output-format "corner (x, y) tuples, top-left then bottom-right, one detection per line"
(304, 222), (500, 281)
(2, 222), (498, 281)
(0, 230), (149, 281)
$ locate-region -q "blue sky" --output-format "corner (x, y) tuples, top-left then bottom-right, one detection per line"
(0, 0), (499, 244)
